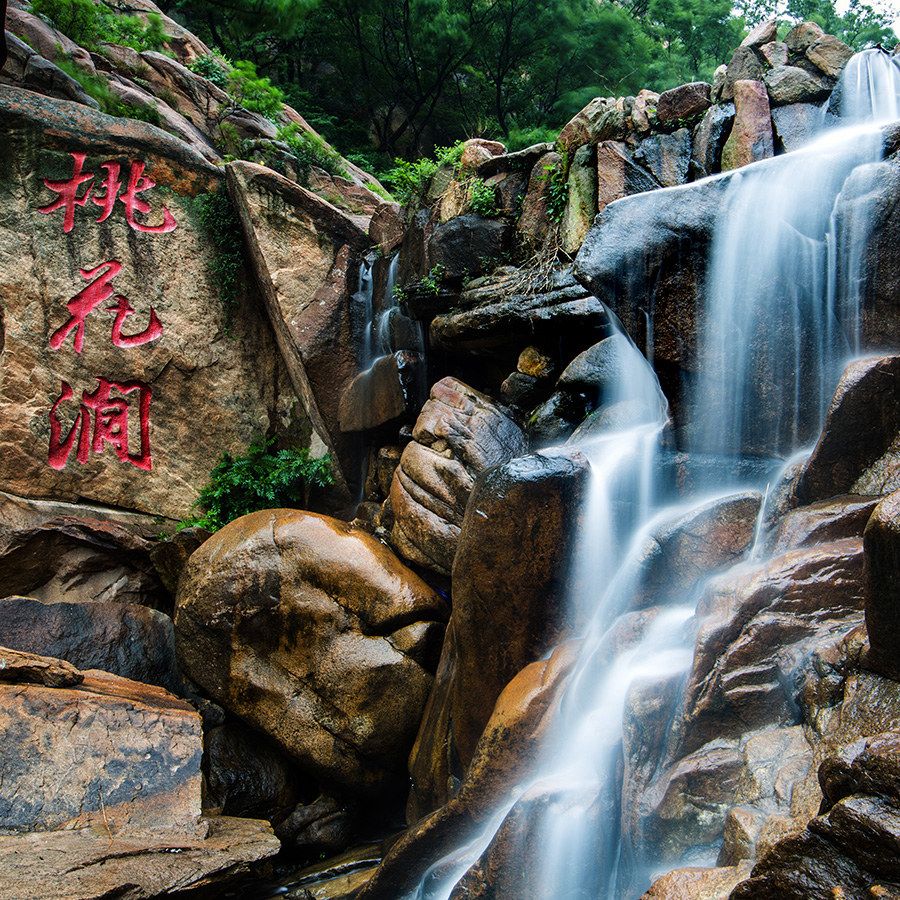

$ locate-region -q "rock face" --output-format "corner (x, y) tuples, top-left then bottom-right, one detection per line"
(0, 595), (181, 692)
(797, 355), (900, 503)
(0, 490), (169, 609)
(656, 82), (712, 125)
(226, 160), (370, 498)
(864, 489), (900, 680)
(596, 140), (659, 212)
(0, 655), (202, 835)
(408, 451), (590, 817)
(389, 378), (527, 576)
(175, 509), (448, 795)
(0, 86), (304, 520)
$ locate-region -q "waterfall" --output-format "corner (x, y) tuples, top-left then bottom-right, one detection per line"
(402, 50), (900, 900)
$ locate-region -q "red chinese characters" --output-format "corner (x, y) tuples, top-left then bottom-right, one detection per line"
(49, 260), (163, 354)
(39, 152), (178, 234)
(49, 379), (152, 471)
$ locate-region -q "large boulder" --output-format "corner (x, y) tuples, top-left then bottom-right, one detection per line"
(634, 128), (692, 187)
(721, 79), (774, 170)
(691, 102), (735, 177)
(0, 490), (169, 609)
(796, 355), (900, 503)
(408, 451), (590, 817)
(226, 160), (371, 500)
(656, 82), (712, 126)
(0, 86), (304, 520)
(427, 214), (511, 282)
(596, 140), (659, 213)
(0, 595), (181, 692)
(175, 509), (448, 796)
(389, 378), (527, 575)
(560, 143), (597, 254)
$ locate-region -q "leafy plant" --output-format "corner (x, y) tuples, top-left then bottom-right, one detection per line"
(469, 177), (498, 217)
(188, 52), (231, 88)
(33, 0), (167, 52)
(188, 190), (244, 329)
(276, 122), (348, 179)
(383, 140), (466, 207)
(227, 59), (284, 120)
(421, 263), (446, 295)
(504, 124), (559, 152)
(542, 162), (568, 224)
(181, 438), (335, 532)
(55, 54), (161, 124)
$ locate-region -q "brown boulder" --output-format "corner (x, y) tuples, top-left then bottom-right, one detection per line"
(0, 86), (303, 520)
(642, 863), (752, 899)
(0, 645), (82, 687)
(721, 80), (774, 171)
(741, 19), (778, 48)
(797, 355), (900, 503)
(785, 21), (826, 52)
(408, 451), (590, 816)
(656, 81), (712, 126)
(597, 140), (659, 214)
(389, 378), (527, 576)
(338, 350), (423, 433)
(369, 201), (404, 255)
(226, 160), (371, 501)
(806, 34), (854, 78)
(175, 509), (448, 796)
(459, 138), (506, 172)
(516, 150), (561, 248)
(864, 489), (900, 680)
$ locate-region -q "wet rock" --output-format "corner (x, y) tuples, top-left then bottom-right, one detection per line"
(428, 214), (511, 282)
(277, 794), (360, 856)
(721, 80), (774, 170)
(560, 143), (597, 254)
(0, 491), (169, 610)
(630, 491), (762, 610)
(796, 355), (900, 503)
(150, 527), (209, 596)
(691, 102), (735, 178)
(389, 378), (527, 575)
(0, 816), (278, 899)
(175, 509), (448, 795)
(0, 663), (203, 835)
(432, 266), (608, 354)
(635, 128), (692, 187)
(0, 87), (300, 520)
(338, 351), (423, 433)
(227, 160), (371, 500)
(518, 345), (555, 379)
(358, 645), (578, 900)
(528, 333), (661, 444)
(656, 81), (712, 126)
(764, 65), (831, 105)
(769, 494), (878, 555)
(408, 452), (590, 816)
(632, 89), (660, 132)
(864, 489), (900, 680)
(0, 596), (181, 692)
(597, 140), (660, 213)
(771, 102), (823, 152)
(806, 34), (854, 78)
(516, 150), (561, 248)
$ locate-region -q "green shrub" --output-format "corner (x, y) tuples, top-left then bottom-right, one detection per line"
(276, 123), (348, 179)
(188, 190), (244, 328)
(542, 162), (568, 223)
(33, 0), (166, 52)
(188, 53), (230, 89)
(383, 141), (468, 207)
(504, 124), (558, 152)
(55, 55), (161, 124)
(228, 60), (284, 121)
(181, 438), (335, 532)
(469, 178), (498, 217)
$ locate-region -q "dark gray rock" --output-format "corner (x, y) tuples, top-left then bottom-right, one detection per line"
(764, 65), (831, 105)
(427, 214), (511, 282)
(692, 102), (735, 177)
(771, 102), (825, 151)
(634, 128), (692, 187)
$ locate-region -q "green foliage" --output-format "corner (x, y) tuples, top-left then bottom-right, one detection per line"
(421, 263), (446, 295)
(276, 122), (348, 179)
(33, 0), (167, 52)
(468, 178), (498, 217)
(181, 438), (335, 532)
(188, 52), (231, 88)
(383, 156), (440, 207)
(188, 191), (244, 329)
(542, 162), (568, 224)
(503, 124), (558, 152)
(55, 54), (161, 123)
(227, 59), (284, 120)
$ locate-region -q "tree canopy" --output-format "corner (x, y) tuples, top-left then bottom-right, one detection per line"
(160, 0), (897, 166)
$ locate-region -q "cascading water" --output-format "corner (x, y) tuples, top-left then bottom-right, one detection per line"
(402, 48), (900, 900)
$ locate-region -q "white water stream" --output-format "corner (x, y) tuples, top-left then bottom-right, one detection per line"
(405, 48), (900, 900)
